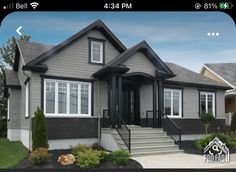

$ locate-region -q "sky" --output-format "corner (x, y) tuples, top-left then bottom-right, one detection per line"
(0, 12), (235, 72)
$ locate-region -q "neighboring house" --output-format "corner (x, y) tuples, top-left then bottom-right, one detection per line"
(4, 20), (230, 153)
(201, 63), (236, 113)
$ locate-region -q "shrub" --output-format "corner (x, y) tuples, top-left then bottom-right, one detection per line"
(71, 144), (89, 156)
(75, 149), (100, 168)
(29, 148), (50, 165)
(99, 150), (111, 162)
(32, 107), (48, 150)
(231, 112), (236, 132)
(200, 112), (214, 134)
(91, 143), (103, 150)
(111, 149), (130, 166)
(195, 133), (236, 151)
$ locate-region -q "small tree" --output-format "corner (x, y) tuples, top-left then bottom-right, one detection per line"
(231, 112), (236, 133)
(200, 112), (214, 134)
(32, 107), (48, 150)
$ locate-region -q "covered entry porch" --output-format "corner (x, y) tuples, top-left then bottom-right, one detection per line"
(100, 70), (165, 129)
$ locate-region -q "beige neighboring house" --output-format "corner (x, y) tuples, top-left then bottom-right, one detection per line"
(201, 63), (236, 113)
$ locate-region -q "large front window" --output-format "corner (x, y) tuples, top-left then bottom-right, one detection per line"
(164, 88), (182, 118)
(200, 91), (215, 116)
(44, 79), (91, 117)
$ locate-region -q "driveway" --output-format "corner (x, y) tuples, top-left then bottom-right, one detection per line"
(132, 153), (236, 168)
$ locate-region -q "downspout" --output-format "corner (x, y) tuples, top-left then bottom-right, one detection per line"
(23, 69), (32, 150)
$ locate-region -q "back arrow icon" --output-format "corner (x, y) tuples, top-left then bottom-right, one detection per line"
(16, 26), (22, 36)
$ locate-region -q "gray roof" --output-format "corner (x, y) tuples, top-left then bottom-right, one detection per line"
(205, 63), (236, 87)
(17, 40), (53, 64)
(15, 40), (230, 90)
(165, 62), (230, 89)
(4, 69), (20, 87)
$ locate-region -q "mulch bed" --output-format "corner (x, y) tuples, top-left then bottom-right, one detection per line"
(13, 149), (142, 169)
(181, 141), (236, 155)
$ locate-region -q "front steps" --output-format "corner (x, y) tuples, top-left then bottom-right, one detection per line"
(113, 126), (182, 156)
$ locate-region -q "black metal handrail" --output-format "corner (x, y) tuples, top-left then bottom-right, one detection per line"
(161, 111), (182, 149)
(114, 112), (131, 153)
(102, 109), (131, 153)
(145, 110), (182, 149)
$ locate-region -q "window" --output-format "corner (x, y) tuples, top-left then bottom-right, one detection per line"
(44, 79), (91, 117)
(25, 82), (29, 118)
(164, 88), (182, 117)
(58, 82), (67, 113)
(7, 97), (10, 120)
(46, 82), (55, 113)
(200, 92), (215, 117)
(90, 41), (103, 64)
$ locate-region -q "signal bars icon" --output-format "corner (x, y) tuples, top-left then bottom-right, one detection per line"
(3, 3), (14, 9)
(30, 2), (39, 9)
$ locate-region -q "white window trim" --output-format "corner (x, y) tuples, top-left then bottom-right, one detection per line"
(7, 97), (10, 120)
(164, 88), (182, 118)
(25, 82), (29, 118)
(44, 79), (92, 117)
(200, 91), (216, 117)
(91, 41), (103, 63)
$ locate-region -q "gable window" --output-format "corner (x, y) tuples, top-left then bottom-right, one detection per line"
(25, 82), (29, 118)
(90, 40), (104, 64)
(44, 79), (91, 117)
(200, 91), (215, 117)
(164, 88), (182, 118)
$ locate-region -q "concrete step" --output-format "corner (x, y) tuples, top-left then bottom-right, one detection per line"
(122, 145), (179, 153)
(116, 134), (171, 139)
(117, 140), (175, 147)
(114, 133), (167, 138)
(131, 149), (183, 156)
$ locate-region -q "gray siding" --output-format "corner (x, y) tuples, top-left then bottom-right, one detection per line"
(183, 87), (199, 118)
(98, 81), (108, 115)
(216, 90), (225, 119)
(140, 85), (225, 119)
(123, 52), (156, 77)
(140, 84), (158, 118)
(183, 87), (225, 119)
(7, 89), (21, 129)
(30, 73), (41, 116)
(9, 57), (30, 129)
(44, 30), (120, 78)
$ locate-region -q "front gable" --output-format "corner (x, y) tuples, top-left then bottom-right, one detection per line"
(123, 52), (156, 77)
(44, 30), (121, 78)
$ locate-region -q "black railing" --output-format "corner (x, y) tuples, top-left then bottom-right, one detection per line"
(145, 110), (182, 149)
(114, 112), (131, 153)
(102, 109), (131, 153)
(161, 111), (182, 149)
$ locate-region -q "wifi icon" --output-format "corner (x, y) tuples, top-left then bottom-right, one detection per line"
(30, 2), (39, 9)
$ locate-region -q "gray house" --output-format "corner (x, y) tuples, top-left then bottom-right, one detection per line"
(4, 20), (230, 155)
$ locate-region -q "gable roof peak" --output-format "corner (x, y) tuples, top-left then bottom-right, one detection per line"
(25, 19), (127, 66)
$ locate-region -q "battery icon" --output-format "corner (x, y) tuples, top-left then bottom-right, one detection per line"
(219, 2), (233, 9)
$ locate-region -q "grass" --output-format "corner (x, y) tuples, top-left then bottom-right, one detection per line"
(0, 138), (29, 168)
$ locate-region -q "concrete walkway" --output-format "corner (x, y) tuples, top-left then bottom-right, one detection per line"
(132, 153), (236, 168)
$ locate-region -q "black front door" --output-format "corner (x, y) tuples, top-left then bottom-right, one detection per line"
(123, 86), (140, 125)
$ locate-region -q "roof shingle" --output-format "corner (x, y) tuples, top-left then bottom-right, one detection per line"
(205, 63), (236, 87)
(165, 62), (230, 89)
(17, 40), (53, 64)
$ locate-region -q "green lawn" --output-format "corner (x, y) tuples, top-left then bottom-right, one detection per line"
(0, 138), (29, 168)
